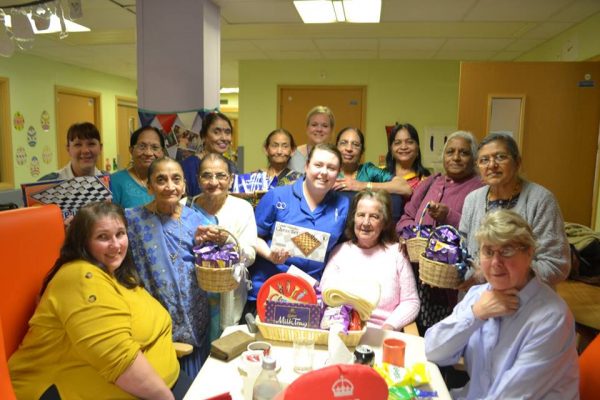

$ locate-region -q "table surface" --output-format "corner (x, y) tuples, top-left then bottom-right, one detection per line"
(184, 326), (451, 400)
(557, 280), (600, 330)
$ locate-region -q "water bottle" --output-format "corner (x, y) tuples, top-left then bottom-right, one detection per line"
(252, 356), (282, 400)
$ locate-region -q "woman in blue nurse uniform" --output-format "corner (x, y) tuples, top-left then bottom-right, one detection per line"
(247, 143), (350, 314)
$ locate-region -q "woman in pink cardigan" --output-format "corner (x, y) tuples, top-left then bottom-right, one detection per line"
(320, 189), (419, 330)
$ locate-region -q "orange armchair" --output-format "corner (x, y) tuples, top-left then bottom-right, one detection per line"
(0, 205), (64, 396)
(580, 334), (600, 400)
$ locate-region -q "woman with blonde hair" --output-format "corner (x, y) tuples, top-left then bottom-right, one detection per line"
(288, 105), (335, 172)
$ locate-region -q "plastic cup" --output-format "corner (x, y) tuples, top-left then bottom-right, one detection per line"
(293, 337), (315, 373)
(382, 338), (406, 367)
(247, 341), (272, 356)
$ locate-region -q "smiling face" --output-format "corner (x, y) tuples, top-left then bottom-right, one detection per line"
(203, 118), (232, 154)
(265, 132), (294, 166)
(477, 140), (520, 188)
(67, 137), (102, 176)
(130, 129), (164, 172)
(87, 216), (128, 274)
(479, 243), (533, 290)
(147, 160), (186, 207)
(354, 197), (384, 249)
(391, 128), (418, 167)
(443, 137), (474, 180)
(199, 158), (231, 197)
(304, 148), (340, 194)
(306, 113), (333, 146)
(337, 129), (363, 167)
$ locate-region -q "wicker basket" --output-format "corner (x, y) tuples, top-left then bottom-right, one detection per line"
(405, 202), (432, 263)
(255, 317), (366, 347)
(195, 228), (241, 293)
(418, 224), (464, 289)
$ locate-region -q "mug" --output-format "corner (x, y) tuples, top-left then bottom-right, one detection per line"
(382, 338), (406, 367)
(247, 341), (272, 356)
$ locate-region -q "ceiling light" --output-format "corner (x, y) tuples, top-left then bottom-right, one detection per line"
(294, 0), (380, 23)
(4, 13), (90, 34)
(220, 87), (239, 94)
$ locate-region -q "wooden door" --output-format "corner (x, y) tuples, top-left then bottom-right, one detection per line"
(457, 62), (600, 225)
(55, 87), (101, 169)
(278, 86), (366, 146)
(116, 97), (138, 169)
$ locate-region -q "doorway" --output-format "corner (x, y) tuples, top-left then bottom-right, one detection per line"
(278, 86), (366, 147)
(55, 87), (102, 170)
(116, 97), (138, 169)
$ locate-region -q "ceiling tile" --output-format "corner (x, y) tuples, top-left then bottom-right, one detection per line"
(380, 49), (438, 59)
(490, 51), (523, 61)
(222, 40), (260, 52)
(521, 22), (573, 39)
(381, 0), (478, 21)
(321, 50), (378, 59)
(549, 0), (600, 22)
(441, 38), (513, 51)
(504, 38), (545, 52)
(315, 38), (378, 51)
(465, 0), (572, 22)
(379, 38), (445, 51)
(266, 50), (323, 59)
(222, 49), (269, 60)
(218, 1), (300, 23)
(252, 39), (316, 51)
(433, 49), (497, 60)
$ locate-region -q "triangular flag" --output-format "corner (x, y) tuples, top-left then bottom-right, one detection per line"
(138, 111), (156, 127)
(156, 114), (178, 134)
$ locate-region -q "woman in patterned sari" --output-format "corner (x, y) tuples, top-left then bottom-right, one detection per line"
(125, 157), (215, 378)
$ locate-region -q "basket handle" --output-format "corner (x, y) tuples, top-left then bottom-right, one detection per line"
(216, 226), (241, 254)
(416, 201), (433, 238)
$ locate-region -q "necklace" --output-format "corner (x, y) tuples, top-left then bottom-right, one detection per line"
(486, 180), (521, 212)
(129, 167), (147, 189)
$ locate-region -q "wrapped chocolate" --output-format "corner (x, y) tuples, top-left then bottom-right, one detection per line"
(193, 241), (240, 269)
(399, 224), (433, 241)
(320, 304), (352, 333)
(422, 225), (470, 279)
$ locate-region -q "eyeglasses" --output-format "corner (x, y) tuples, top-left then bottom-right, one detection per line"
(338, 140), (362, 150)
(200, 172), (230, 181)
(480, 245), (527, 259)
(133, 143), (163, 153)
(477, 153), (511, 167)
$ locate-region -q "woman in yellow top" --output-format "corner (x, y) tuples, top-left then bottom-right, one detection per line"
(384, 123), (431, 199)
(8, 202), (186, 400)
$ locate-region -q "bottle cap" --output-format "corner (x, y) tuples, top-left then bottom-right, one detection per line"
(262, 355), (276, 370)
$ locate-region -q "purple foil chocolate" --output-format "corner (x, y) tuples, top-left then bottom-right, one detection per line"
(320, 304), (352, 333)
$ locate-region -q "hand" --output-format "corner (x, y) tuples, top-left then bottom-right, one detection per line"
(268, 247), (291, 264)
(333, 177), (363, 192)
(472, 288), (520, 320)
(398, 239), (408, 256)
(195, 226), (226, 245)
(427, 202), (449, 222)
(382, 323), (394, 331)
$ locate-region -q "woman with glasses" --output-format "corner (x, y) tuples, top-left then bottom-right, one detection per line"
(426, 210), (578, 399)
(189, 153), (257, 337)
(255, 128), (302, 187)
(384, 123), (431, 197)
(459, 133), (570, 286)
(288, 106), (335, 173)
(110, 126), (165, 208)
(396, 131), (482, 333)
(181, 112), (239, 197)
(334, 127), (412, 195)
(125, 157), (216, 378)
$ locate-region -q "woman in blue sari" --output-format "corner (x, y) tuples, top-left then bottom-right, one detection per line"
(125, 157), (215, 378)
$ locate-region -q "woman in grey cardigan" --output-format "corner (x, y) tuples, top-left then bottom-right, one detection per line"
(459, 133), (570, 286)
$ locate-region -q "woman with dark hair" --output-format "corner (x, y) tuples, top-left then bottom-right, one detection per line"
(247, 143), (350, 314)
(110, 126), (166, 208)
(384, 123), (431, 196)
(8, 202), (188, 400)
(126, 157), (216, 378)
(255, 128), (302, 186)
(334, 127), (411, 195)
(459, 132), (570, 287)
(39, 122), (104, 181)
(321, 189), (419, 330)
(181, 111), (239, 197)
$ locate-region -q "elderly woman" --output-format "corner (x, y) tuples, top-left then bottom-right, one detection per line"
(181, 111), (239, 197)
(111, 126), (166, 208)
(9, 202), (187, 400)
(425, 210), (579, 399)
(321, 189), (419, 330)
(288, 106), (335, 172)
(397, 131), (482, 332)
(39, 122), (104, 181)
(384, 123), (431, 195)
(249, 144), (350, 314)
(188, 153), (257, 335)
(256, 128), (302, 186)
(334, 127), (412, 196)
(459, 133), (570, 286)
(126, 157), (215, 378)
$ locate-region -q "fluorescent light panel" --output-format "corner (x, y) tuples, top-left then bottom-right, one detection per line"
(4, 14), (90, 34)
(294, 0), (380, 23)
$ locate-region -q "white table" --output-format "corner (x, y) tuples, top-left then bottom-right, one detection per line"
(184, 326), (451, 400)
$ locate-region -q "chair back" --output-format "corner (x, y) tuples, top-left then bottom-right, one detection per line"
(580, 334), (600, 400)
(0, 317), (16, 400)
(0, 205), (64, 357)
